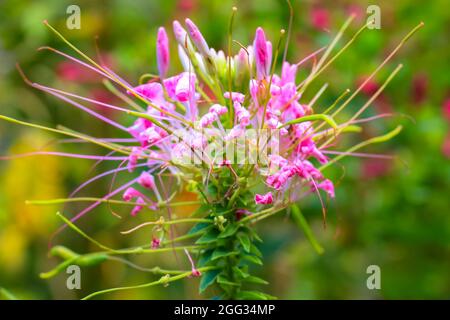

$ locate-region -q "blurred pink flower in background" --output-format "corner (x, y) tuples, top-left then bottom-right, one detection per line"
(411, 73), (428, 105)
(310, 7), (330, 31)
(442, 133), (450, 159)
(346, 4), (365, 23)
(57, 54), (114, 83)
(357, 76), (380, 96)
(362, 158), (392, 179)
(442, 98), (450, 122)
(177, 0), (197, 12)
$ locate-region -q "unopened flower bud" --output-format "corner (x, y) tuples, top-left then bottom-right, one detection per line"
(185, 18), (210, 58)
(156, 27), (170, 79)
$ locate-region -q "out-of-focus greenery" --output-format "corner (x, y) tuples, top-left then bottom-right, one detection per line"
(0, 0), (448, 299)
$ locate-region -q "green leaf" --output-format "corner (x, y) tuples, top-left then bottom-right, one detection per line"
(197, 249), (214, 267)
(232, 266), (249, 279)
(247, 227), (263, 243)
(211, 248), (238, 261)
(199, 269), (220, 294)
(191, 204), (211, 217)
(242, 254), (263, 266)
(243, 275), (269, 285)
(237, 233), (251, 252)
(219, 223), (240, 238)
(217, 274), (240, 286)
(207, 184), (218, 198)
(187, 222), (212, 235)
(249, 244), (263, 258)
(236, 290), (276, 300)
(195, 228), (220, 244)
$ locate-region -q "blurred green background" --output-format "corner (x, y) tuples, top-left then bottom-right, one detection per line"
(0, 0), (449, 299)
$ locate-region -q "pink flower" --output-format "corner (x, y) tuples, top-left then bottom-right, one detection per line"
(442, 133), (450, 159)
(297, 138), (328, 164)
(357, 76), (379, 96)
(235, 209), (252, 220)
(220, 159), (231, 167)
(209, 104), (228, 116)
(443, 98), (450, 122)
(199, 112), (217, 127)
(266, 167), (296, 189)
(234, 48), (248, 77)
(156, 27), (170, 79)
(131, 197), (145, 216)
(151, 237), (161, 249)
(123, 187), (141, 201)
(253, 27), (270, 80)
(280, 62), (297, 85)
(225, 125), (245, 140)
(295, 160), (323, 180)
(224, 92), (245, 104)
(138, 171), (156, 189)
(140, 126), (164, 144)
(191, 268), (202, 277)
(255, 192), (273, 204)
(172, 20), (189, 47)
(127, 147), (143, 172)
(200, 103), (228, 127)
(185, 18), (210, 58)
(316, 179), (335, 198)
(129, 82), (164, 101)
(362, 159), (391, 179)
(175, 72), (195, 102)
(311, 7), (330, 30)
(411, 73), (428, 105)
(346, 5), (365, 23)
(269, 154), (288, 169)
(234, 101), (250, 126)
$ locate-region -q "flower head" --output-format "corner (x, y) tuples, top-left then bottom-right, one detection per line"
(3, 13), (416, 300)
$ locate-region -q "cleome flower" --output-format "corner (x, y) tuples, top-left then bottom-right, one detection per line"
(0, 8), (423, 300)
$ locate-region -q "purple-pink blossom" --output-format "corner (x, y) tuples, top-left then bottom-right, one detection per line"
(255, 192), (273, 205)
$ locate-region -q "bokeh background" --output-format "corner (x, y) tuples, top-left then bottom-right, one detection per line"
(0, 0), (449, 299)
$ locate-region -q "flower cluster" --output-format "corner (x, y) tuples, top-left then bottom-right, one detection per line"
(1, 11), (421, 300)
(121, 20), (337, 220)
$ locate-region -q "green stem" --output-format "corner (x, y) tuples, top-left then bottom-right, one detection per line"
(82, 266), (218, 300)
(291, 204), (324, 255)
